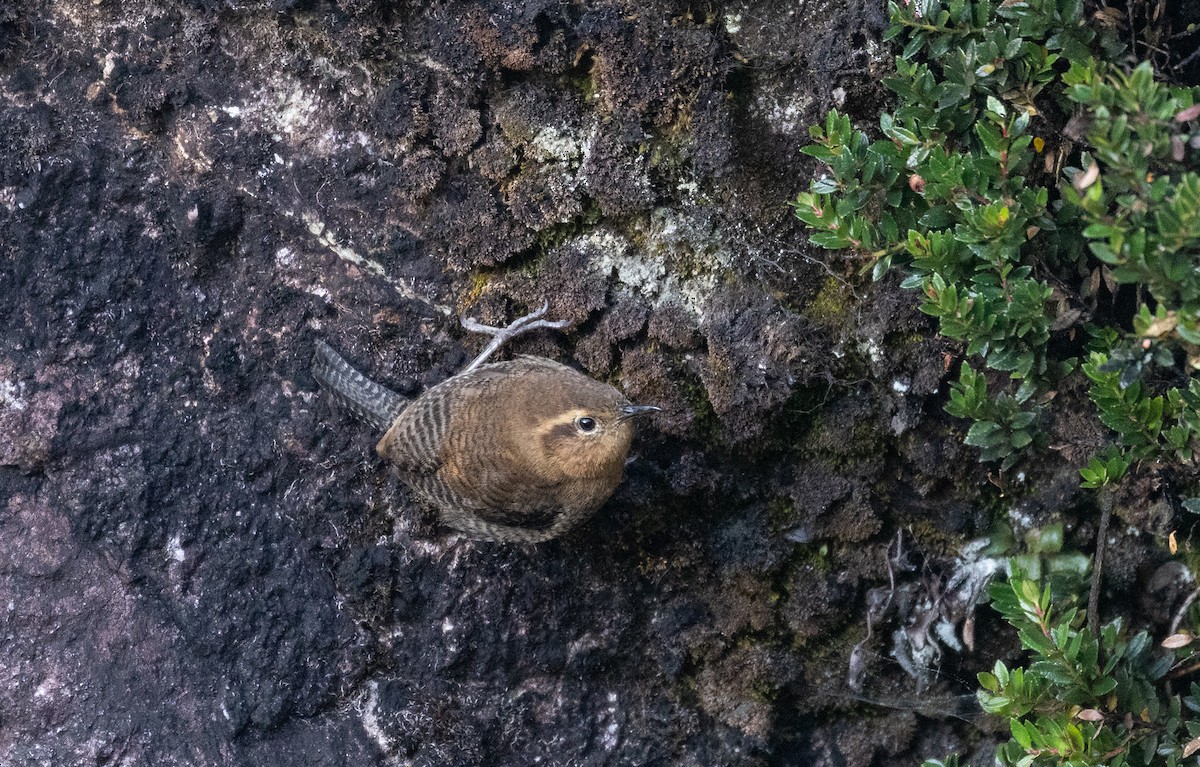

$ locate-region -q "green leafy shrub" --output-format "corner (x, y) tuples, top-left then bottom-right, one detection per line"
(794, 3), (1200, 761)
(1063, 61), (1200, 338)
(945, 363), (1040, 464)
(793, 0), (1200, 480)
(1062, 60), (1200, 479)
(1080, 323), (1200, 486)
(974, 573), (1200, 767)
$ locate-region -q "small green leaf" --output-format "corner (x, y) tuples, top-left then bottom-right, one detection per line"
(965, 421), (1005, 447)
(1011, 718), (1033, 750)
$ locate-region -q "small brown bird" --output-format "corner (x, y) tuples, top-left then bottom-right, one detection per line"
(312, 304), (658, 543)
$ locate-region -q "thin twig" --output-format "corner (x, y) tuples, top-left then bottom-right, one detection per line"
(1166, 659), (1200, 682)
(1176, 44), (1200, 72)
(1169, 586), (1200, 636)
(779, 248), (864, 302)
(1088, 490), (1114, 638)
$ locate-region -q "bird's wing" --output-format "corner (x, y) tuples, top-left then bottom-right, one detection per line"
(376, 367), (505, 474)
(458, 476), (564, 532)
(433, 418), (566, 531)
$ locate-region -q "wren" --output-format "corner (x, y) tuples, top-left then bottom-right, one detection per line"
(312, 303), (658, 543)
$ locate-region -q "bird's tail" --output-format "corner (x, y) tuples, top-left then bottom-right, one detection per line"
(312, 341), (407, 431)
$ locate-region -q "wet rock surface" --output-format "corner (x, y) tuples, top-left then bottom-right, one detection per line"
(0, 1), (1135, 765)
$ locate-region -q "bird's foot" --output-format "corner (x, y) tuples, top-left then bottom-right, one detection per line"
(460, 300), (569, 373)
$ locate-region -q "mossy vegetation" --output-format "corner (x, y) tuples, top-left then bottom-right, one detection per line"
(805, 274), (856, 329)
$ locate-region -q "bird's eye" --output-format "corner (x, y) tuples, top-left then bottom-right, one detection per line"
(576, 416), (597, 433)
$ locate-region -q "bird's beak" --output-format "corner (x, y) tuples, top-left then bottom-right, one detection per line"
(618, 404), (660, 422)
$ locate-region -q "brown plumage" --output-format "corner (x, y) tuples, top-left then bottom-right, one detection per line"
(312, 311), (657, 543)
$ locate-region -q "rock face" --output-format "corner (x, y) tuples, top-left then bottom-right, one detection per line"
(0, 1), (997, 765)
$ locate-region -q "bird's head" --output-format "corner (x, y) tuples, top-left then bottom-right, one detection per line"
(526, 380), (658, 481)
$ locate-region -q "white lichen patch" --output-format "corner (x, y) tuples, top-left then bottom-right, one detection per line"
(275, 86), (321, 136)
(0, 380), (27, 411)
(166, 533), (185, 563)
(1006, 505), (1036, 534)
(101, 50), (118, 79)
(583, 208), (735, 322)
(751, 89), (816, 136)
(270, 86), (371, 156)
(203, 66), (379, 159)
(857, 338), (885, 365)
(864, 36), (889, 67)
(723, 13), (743, 34)
(591, 234), (664, 297)
(601, 691), (621, 750)
(274, 246), (298, 270)
(529, 126), (583, 164)
(646, 207), (734, 268)
(270, 254), (321, 307)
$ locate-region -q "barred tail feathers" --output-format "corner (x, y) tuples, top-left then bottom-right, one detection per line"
(312, 341), (407, 430)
